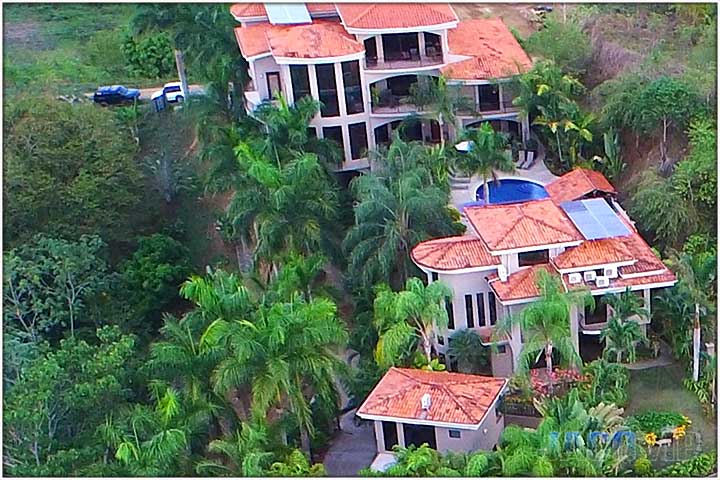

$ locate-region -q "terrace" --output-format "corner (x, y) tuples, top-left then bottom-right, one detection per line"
(364, 33), (445, 70)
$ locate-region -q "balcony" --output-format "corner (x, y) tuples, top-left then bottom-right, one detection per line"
(364, 32), (445, 71)
(366, 52), (444, 71)
(370, 91), (419, 114)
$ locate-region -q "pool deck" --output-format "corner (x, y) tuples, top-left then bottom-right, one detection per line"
(450, 139), (557, 211)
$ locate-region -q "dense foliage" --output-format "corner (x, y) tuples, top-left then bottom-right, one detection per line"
(3, 97), (144, 248)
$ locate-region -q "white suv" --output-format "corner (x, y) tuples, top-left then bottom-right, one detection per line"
(159, 82), (186, 103)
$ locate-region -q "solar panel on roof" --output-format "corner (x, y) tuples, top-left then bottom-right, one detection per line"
(561, 198), (630, 240)
(265, 3), (311, 24)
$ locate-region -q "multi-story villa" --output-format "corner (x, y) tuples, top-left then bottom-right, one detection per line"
(411, 168), (677, 377)
(230, 3), (532, 171)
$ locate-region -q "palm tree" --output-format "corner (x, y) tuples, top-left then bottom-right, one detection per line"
(493, 269), (594, 393)
(343, 144), (462, 289)
(201, 292), (347, 456)
(373, 277), (452, 367)
(600, 289), (648, 363)
(195, 420), (274, 476)
(255, 94), (342, 168)
(447, 329), (490, 374)
(454, 123), (515, 204)
(667, 249), (717, 381)
(408, 75), (475, 147)
(226, 143), (340, 273)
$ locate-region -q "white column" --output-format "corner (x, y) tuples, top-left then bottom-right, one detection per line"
(374, 421), (384, 452)
(308, 65), (320, 121)
(643, 289), (651, 315)
(396, 422), (406, 447)
(335, 62), (347, 118)
(498, 83), (504, 112)
(418, 32), (426, 60)
(521, 112), (530, 143)
(280, 65), (293, 103)
(376, 35), (385, 66)
(440, 31), (449, 56)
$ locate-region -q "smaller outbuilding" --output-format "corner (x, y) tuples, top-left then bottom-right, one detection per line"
(357, 367), (508, 470)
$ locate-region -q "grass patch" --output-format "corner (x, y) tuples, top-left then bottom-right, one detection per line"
(627, 362), (716, 467)
(3, 3), (176, 96)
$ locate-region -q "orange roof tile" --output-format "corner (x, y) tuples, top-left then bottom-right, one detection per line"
(231, 3), (267, 19)
(231, 3), (337, 20)
(489, 264), (557, 302)
(562, 270), (676, 292)
(235, 20), (363, 59)
(357, 367), (506, 426)
(336, 3), (458, 30)
(411, 235), (500, 271)
(546, 168), (616, 204)
(442, 19), (533, 80)
(465, 199), (582, 251)
(552, 238), (635, 271)
(620, 231), (667, 275)
(234, 24), (271, 57)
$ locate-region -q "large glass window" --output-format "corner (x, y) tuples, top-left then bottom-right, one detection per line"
(476, 293), (485, 327)
(518, 250), (549, 267)
(478, 84), (500, 111)
(424, 32), (442, 59)
(322, 126), (344, 154)
(316, 64), (339, 117)
(445, 298), (455, 330)
(374, 124), (390, 147)
(348, 122), (368, 160)
(488, 292), (497, 326)
(290, 65), (311, 102)
(364, 37), (378, 66)
(342, 61), (364, 114)
(465, 294), (474, 328)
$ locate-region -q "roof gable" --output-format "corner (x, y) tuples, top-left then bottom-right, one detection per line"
(336, 3), (458, 30)
(442, 18), (532, 80)
(488, 264), (556, 302)
(411, 235), (500, 271)
(546, 168), (616, 204)
(357, 368), (506, 427)
(465, 199), (582, 251)
(552, 237), (635, 271)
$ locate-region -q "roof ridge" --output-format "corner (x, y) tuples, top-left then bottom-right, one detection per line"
(436, 382), (478, 422)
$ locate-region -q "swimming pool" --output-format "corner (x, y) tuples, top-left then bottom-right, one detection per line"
(474, 178), (549, 205)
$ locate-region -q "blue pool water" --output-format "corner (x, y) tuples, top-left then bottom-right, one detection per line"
(473, 179), (549, 205)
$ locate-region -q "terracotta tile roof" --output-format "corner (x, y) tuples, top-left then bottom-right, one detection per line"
(231, 3), (266, 19)
(357, 367), (506, 427)
(411, 235), (500, 271)
(465, 199), (582, 251)
(620, 231), (667, 275)
(546, 168), (617, 204)
(488, 264), (556, 302)
(231, 3), (337, 20)
(552, 238), (635, 271)
(563, 270), (676, 292)
(441, 19), (533, 80)
(235, 20), (363, 59)
(336, 3), (458, 30)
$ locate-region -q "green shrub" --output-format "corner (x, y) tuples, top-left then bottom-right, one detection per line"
(524, 17), (592, 75)
(122, 31), (174, 78)
(626, 411), (688, 437)
(633, 455), (654, 477)
(657, 452), (717, 477)
(580, 360), (630, 407)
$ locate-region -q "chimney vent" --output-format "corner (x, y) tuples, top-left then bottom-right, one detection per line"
(421, 393), (432, 411)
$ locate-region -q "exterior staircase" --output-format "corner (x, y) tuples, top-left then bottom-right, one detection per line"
(449, 168), (471, 191)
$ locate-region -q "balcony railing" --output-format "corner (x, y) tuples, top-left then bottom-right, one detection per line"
(366, 53), (444, 70)
(370, 90), (419, 114)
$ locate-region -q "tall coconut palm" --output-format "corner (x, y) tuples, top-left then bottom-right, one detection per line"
(493, 269), (594, 393)
(600, 289), (648, 363)
(667, 249), (717, 381)
(200, 292), (347, 456)
(227, 143), (340, 272)
(454, 123), (515, 204)
(373, 277), (452, 368)
(343, 146), (462, 290)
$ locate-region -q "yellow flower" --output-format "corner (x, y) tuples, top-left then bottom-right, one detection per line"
(645, 432), (657, 446)
(672, 426), (686, 439)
